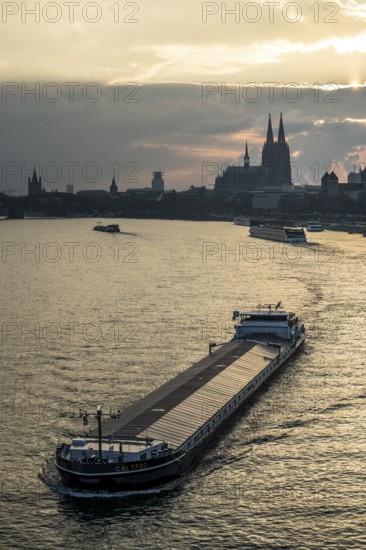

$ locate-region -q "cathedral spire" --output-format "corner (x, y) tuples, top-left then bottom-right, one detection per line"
(28, 165), (42, 196)
(266, 114), (274, 143)
(32, 167), (38, 183)
(110, 176), (118, 194)
(244, 140), (249, 167)
(278, 112), (285, 143)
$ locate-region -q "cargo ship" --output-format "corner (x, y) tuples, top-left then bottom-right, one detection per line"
(55, 303), (305, 490)
(249, 225), (307, 243)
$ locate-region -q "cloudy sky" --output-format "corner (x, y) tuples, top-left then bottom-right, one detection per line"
(1, 0), (366, 191)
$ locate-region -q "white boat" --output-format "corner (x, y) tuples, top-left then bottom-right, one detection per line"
(233, 217), (250, 226)
(306, 222), (323, 232)
(249, 225), (307, 243)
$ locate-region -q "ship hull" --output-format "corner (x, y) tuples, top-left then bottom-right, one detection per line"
(56, 333), (305, 491)
(56, 454), (185, 490)
(93, 228), (120, 233)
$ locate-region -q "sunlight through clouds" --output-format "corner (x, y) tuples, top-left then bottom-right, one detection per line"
(110, 33), (366, 84)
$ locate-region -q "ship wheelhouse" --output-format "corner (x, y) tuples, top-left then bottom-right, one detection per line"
(233, 304), (303, 341)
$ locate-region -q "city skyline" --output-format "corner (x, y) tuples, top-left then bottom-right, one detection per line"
(1, 96), (366, 194)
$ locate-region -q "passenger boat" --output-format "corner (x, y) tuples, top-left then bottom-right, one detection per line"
(249, 225), (307, 243)
(55, 303), (305, 490)
(93, 222), (120, 233)
(233, 217), (250, 226)
(306, 222), (324, 232)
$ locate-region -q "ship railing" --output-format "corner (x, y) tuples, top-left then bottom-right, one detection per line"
(108, 434), (159, 445)
(64, 444), (181, 465)
(78, 434), (158, 444)
(93, 434), (180, 454)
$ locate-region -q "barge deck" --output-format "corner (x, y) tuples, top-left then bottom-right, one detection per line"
(90, 337), (292, 451)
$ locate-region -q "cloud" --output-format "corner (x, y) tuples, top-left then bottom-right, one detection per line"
(339, 0), (366, 20)
(344, 117), (366, 126)
(2, 0), (366, 84)
(106, 34), (366, 84)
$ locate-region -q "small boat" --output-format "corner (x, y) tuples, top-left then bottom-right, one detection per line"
(306, 222), (324, 232)
(93, 222), (120, 233)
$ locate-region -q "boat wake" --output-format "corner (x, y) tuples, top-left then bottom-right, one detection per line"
(243, 432), (289, 446)
(279, 418), (316, 429)
(49, 484), (177, 499)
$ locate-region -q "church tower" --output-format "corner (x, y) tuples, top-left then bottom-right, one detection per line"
(262, 113), (292, 188)
(110, 177), (118, 194)
(266, 113), (274, 143)
(28, 168), (42, 196)
(244, 141), (250, 168)
(278, 112), (285, 143)
(152, 170), (164, 192)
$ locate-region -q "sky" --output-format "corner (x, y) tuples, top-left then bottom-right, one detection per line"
(1, 0), (366, 192)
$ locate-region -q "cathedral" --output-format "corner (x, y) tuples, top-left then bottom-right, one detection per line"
(215, 114), (293, 194)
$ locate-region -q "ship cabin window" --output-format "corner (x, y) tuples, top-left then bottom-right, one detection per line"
(246, 314), (288, 322)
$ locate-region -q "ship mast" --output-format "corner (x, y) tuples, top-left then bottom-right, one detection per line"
(96, 405), (102, 459)
(79, 405), (120, 460)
